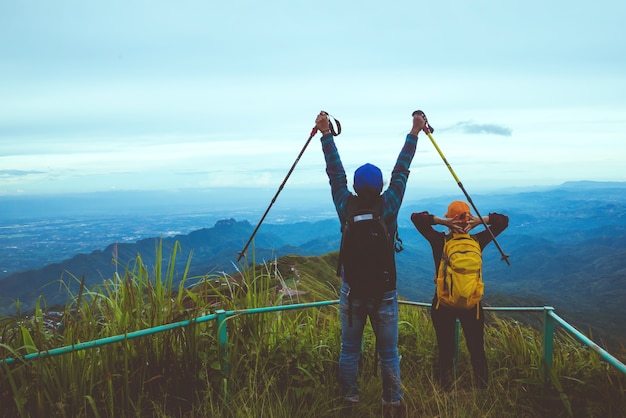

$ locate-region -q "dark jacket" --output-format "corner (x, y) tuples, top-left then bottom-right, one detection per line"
(411, 211), (509, 273)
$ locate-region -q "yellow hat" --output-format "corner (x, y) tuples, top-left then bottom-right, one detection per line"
(445, 200), (471, 220)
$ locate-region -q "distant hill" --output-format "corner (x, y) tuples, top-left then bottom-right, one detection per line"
(0, 218), (341, 315)
(1, 181), (625, 345)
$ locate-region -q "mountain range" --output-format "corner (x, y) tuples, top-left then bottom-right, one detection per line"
(1, 181), (625, 346)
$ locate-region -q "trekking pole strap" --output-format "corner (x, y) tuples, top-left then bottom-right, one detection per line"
(319, 110), (342, 136)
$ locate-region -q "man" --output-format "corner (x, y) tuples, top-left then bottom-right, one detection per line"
(411, 201), (509, 390)
(315, 111), (425, 417)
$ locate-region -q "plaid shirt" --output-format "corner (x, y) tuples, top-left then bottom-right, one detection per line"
(320, 132), (419, 231)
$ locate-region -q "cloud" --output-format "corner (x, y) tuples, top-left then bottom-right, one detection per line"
(446, 121), (512, 137)
(0, 170), (45, 177)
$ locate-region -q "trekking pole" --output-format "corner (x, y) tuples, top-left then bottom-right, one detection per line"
(237, 111), (341, 263)
(413, 110), (510, 265)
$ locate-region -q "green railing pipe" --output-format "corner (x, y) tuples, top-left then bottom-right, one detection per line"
(212, 301), (338, 372)
(401, 302), (555, 376)
(486, 306), (546, 312)
(230, 299), (338, 316)
(0, 300), (338, 366)
(543, 306), (556, 384)
(215, 309), (229, 373)
(1, 312), (217, 365)
(547, 309), (626, 375)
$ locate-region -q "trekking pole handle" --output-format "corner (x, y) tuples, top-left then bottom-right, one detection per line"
(314, 111), (342, 137)
(412, 110), (434, 134)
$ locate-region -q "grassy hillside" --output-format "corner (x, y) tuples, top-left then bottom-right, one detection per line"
(1, 243), (625, 417)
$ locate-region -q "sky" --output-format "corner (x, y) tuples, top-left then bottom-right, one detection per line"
(1, 0), (625, 203)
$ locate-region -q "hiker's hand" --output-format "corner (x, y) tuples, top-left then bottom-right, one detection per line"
(449, 220), (466, 234)
(441, 217), (465, 234)
(464, 214), (482, 232)
(315, 112), (331, 135)
(410, 113), (425, 136)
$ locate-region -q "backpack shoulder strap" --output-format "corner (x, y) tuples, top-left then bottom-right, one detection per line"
(441, 233), (453, 254)
(439, 233), (465, 271)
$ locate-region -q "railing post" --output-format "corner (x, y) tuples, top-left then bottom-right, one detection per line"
(542, 306), (555, 389)
(454, 318), (460, 378)
(215, 309), (229, 373)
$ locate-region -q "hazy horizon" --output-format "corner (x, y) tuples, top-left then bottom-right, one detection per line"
(3, 179), (625, 225)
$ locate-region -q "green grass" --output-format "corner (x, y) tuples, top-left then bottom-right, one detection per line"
(1, 241), (625, 417)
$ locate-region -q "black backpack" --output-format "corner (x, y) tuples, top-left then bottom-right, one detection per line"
(336, 196), (396, 301)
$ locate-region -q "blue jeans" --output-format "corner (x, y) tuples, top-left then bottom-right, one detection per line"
(338, 282), (402, 404)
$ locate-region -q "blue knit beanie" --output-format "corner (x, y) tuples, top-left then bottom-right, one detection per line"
(353, 163), (383, 195)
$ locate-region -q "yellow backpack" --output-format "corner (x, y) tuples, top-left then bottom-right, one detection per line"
(436, 234), (483, 315)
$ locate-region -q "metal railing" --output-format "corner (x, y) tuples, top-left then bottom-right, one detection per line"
(2, 300), (625, 383)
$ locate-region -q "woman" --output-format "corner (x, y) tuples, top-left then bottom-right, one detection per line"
(411, 200), (508, 390)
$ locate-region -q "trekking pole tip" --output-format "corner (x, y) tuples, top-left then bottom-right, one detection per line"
(501, 253), (511, 265)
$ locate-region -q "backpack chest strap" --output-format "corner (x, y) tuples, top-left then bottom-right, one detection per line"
(352, 213), (375, 222)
